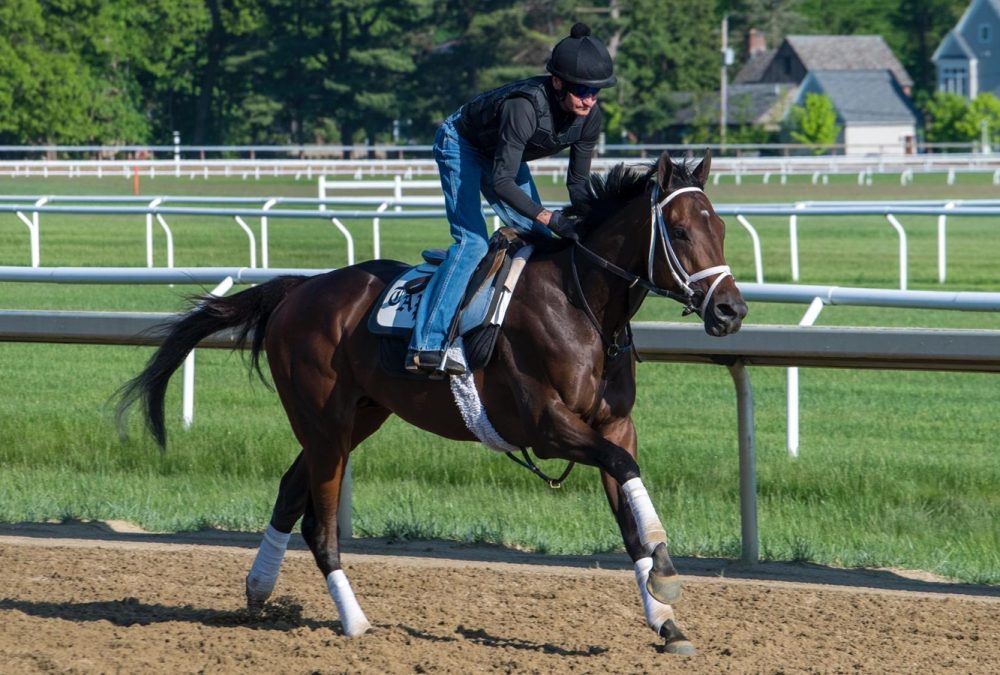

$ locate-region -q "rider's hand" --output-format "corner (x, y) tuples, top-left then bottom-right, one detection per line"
(547, 210), (579, 241)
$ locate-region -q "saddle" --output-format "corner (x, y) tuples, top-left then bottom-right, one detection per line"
(368, 227), (533, 375)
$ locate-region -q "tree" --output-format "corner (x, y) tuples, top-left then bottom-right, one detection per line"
(888, 0), (968, 99)
(0, 0), (148, 145)
(613, 0), (720, 143)
(923, 91), (969, 145)
(957, 93), (1000, 149)
(787, 92), (840, 152)
(723, 0), (810, 54)
(406, 0), (560, 142)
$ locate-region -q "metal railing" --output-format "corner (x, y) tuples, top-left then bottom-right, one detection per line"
(5, 265), (1000, 458)
(3, 305), (999, 565)
(4, 196), (1000, 289)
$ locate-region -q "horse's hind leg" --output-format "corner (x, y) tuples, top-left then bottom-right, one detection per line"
(246, 451), (308, 612)
(300, 433), (372, 637)
(245, 405), (389, 616)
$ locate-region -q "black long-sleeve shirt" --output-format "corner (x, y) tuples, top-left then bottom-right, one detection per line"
(492, 96), (602, 219)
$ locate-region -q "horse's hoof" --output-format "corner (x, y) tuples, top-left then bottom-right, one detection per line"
(646, 573), (682, 605)
(661, 619), (696, 656)
(665, 639), (697, 656)
(245, 577), (272, 614)
(342, 617), (372, 637)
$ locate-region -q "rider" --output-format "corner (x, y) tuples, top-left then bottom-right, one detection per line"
(406, 22), (617, 376)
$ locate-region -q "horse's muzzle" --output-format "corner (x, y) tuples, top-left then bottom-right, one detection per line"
(703, 292), (747, 337)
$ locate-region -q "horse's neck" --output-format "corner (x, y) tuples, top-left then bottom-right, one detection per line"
(575, 199), (650, 334)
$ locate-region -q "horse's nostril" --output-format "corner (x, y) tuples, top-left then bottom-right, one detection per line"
(715, 303), (738, 321)
(717, 300), (748, 322)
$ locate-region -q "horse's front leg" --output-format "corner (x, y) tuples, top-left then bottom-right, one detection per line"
(598, 418), (695, 656)
(538, 404), (681, 606)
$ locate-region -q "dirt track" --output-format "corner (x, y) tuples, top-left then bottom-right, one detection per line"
(1, 522), (998, 674)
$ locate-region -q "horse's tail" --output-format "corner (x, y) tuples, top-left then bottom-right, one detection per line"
(116, 275), (311, 448)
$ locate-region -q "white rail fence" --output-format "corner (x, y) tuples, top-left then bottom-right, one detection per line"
(5, 151), (1000, 183)
(3, 197), (1000, 287)
(2, 302), (999, 565)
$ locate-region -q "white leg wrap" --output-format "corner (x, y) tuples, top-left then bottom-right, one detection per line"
(635, 557), (675, 633)
(326, 569), (371, 637)
(622, 477), (668, 553)
(246, 524), (291, 598)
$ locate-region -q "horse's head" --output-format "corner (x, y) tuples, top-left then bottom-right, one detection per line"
(648, 150), (747, 336)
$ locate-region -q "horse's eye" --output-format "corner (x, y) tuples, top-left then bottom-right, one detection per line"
(671, 227), (689, 241)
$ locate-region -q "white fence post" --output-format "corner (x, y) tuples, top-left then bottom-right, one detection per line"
(734, 214), (764, 283)
(884, 213), (908, 291)
(787, 297), (825, 458)
(261, 198), (277, 269)
(15, 196), (47, 267)
(233, 216), (258, 268)
(182, 276), (235, 429)
(789, 202), (805, 282)
(146, 197), (162, 267)
(938, 202), (955, 284)
(372, 202), (388, 260)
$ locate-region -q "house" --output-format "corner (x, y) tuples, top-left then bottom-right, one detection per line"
(794, 70), (918, 155)
(730, 34), (916, 154)
(932, 0), (1000, 99)
(735, 35), (913, 95)
(671, 84), (795, 139)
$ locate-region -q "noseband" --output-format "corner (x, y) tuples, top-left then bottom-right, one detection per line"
(649, 184), (733, 316)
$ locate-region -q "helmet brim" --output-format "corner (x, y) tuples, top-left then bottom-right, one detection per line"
(546, 63), (617, 89)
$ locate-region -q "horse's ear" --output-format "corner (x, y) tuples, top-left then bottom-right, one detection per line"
(656, 151), (674, 189)
(692, 148), (712, 186)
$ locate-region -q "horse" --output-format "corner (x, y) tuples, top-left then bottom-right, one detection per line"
(117, 150), (747, 655)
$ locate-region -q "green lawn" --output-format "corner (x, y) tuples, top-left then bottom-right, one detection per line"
(0, 172), (998, 584)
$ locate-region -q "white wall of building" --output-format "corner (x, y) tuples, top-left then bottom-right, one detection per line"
(843, 124), (916, 155)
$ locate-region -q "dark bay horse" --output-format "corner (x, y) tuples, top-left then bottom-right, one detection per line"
(118, 150), (746, 655)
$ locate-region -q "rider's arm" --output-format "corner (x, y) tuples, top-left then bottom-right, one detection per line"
(566, 106), (603, 209)
(493, 98), (547, 221)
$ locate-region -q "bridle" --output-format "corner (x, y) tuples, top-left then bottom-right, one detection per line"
(572, 181), (732, 319)
(648, 183), (733, 316)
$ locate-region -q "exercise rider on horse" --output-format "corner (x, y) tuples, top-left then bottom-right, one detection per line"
(406, 22), (616, 376)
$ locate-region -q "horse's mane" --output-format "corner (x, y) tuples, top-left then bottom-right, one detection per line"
(566, 158), (705, 232)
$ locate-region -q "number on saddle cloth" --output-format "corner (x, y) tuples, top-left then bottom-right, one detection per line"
(368, 228), (533, 373)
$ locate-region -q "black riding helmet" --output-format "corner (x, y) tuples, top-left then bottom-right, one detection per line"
(546, 22), (617, 88)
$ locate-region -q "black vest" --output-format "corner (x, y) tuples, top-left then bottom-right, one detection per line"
(455, 76), (590, 159)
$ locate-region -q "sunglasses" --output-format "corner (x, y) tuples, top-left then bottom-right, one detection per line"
(569, 84), (601, 99)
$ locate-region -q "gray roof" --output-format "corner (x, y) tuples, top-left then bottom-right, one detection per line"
(785, 35), (913, 88)
(802, 70), (917, 125)
(733, 49), (776, 84)
(933, 28), (976, 62)
(727, 83), (794, 125)
(672, 83), (793, 127)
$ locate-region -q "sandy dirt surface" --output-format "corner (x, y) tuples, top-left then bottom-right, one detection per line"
(1, 521), (998, 674)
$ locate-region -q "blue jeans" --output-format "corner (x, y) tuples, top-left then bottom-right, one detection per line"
(410, 111), (543, 354)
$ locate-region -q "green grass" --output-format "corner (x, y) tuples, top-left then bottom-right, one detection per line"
(1, 173), (998, 585)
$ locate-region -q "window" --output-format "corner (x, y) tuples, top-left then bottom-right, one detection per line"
(980, 24), (992, 43)
(941, 66), (969, 97)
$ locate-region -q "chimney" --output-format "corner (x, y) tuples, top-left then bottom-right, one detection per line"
(747, 28), (767, 58)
